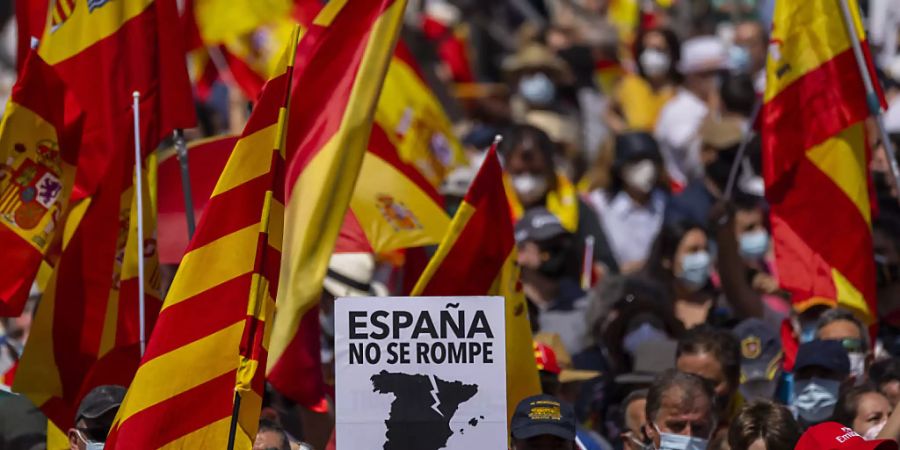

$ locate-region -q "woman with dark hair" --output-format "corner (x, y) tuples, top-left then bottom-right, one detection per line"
(728, 401), (802, 450)
(605, 27), (682, 133)
(500, 124), (618, 273)
(833, 385), (892, 439)
(641, 220), (716, 329)
(587, 132), (669, 273)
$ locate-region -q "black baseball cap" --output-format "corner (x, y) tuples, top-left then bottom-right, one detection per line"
(74, 385), (127, 424)
(515, 208), (567, 244)
(795, 340), (850, 376)
(511, 394), (576, 441)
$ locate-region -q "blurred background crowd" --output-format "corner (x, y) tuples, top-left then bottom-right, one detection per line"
(0, 0), (899, 449)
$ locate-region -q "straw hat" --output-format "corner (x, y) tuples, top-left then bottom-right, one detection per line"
(502, 44), (572, 81)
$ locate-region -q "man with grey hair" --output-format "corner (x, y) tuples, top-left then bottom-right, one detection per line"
(643, 370), (717, 450)
(815, 308), (870, 383)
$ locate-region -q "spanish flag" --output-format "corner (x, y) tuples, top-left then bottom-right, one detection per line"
(266, 0), (407, 408)
(375, 42), (466, 187)
(763, 0), (879, 322)
(105, 29), (297, 449)
(411, 144), (541, 420)
(0, 51), (81, 317)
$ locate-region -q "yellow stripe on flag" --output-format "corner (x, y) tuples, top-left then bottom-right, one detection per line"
(163, 224), (259, 309)
(410, 200), (476, 295)
(157, 417), (232, 449)
(832, 268), (872, 325)
(211, 125), (278, 197)
(805, 123), (871, 224)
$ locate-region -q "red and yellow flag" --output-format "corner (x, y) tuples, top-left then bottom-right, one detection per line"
(105, 29), (297, 449)
(266, 0), (407, 408)
(763, 0), (879, 321)
(411, 144), (541, 419)
(0, 52), (81, 317)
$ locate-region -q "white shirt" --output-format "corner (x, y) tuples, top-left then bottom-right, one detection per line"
(588, 189), (666, 267)
(654, 89), (709, 185)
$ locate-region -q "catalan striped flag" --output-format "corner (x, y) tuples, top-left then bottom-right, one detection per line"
(266, 0), (407, 408)
(0, 52), (81, 317)
(104, 28), (298, 449)
(411, 144), (541, 420)
(763, 0), (880, 322)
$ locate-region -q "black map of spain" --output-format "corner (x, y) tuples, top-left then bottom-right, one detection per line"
(371, 370), (479, 450)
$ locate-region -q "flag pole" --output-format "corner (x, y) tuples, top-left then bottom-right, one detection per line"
(132, 91), (147, 357)
(173, 130), (196, 238)
(723, 99), (762, 200)
(837, 0), (900, 206)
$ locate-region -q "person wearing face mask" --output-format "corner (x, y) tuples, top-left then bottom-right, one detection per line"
(734, 319), (784, 403)
(792, 340), (853, 429)
(834, 386), (893, 440)
(642, 370), (717, 450)
(503, 43), (577, 120)
(67, 385), (127, 450)
(655, 36), (729, 188)
(733, 20), (768, 93)
(587, 132), (668, 274)
(815, 308), (872, 385)
(642, 222), (716, 330)
(515, 208), (589, 354)
(502, 124), (619, 275)
(605, 27), (681, 133)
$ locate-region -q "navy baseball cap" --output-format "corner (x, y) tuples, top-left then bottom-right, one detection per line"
(75, 385), (127, 424)
(511, 394), (576, 441)
(735, 318), (783, 383)
(795, 340), (850, 376)
(515, 208), (567, 244)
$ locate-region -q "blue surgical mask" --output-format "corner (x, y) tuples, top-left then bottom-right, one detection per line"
(519, 72), (556, 106)
(653, 424), (709, 450)
(623, 322), (668, 356)
(794, 377), (841, 424)
(729, 45), (751, 73)
(678, 251), (711, 290)
(739, 230), (769, 260)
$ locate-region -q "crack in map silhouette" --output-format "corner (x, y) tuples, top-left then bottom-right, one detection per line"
(371, 370), (479, 450)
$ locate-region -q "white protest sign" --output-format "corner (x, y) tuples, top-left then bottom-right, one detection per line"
(335, 296), (507, 450)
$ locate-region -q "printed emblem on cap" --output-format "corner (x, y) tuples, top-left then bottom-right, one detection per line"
(528, 400), (562, 421)
(835, 427), (860, 443)
(741, 336), (761, 359)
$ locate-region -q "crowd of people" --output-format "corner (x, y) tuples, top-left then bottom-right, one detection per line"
(1, 0), (900, 449)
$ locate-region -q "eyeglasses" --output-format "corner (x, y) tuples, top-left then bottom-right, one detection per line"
(835, 338), (865, 353)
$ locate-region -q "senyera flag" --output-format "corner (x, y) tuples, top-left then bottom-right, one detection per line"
(763, 0), (880, 323)
(13, 0), (195, 433)
(0, 51), (81, 317)
(106, 27), (299, 450)
(411, 142), (541, 420)
(266, 0), (407, 409)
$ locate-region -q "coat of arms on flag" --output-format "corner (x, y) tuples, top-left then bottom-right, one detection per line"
(376, 194), (422, 231)
(0, 140), (63, 248)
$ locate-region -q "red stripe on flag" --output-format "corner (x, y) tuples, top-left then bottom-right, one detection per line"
(184, 173), (271, 253)
(0, 227), (41, 316)
(107, 370), (236, 449)
(140, 275), (251, 361)
(762, 47), (869, 187)
(367, 124), (443, 205)
(266, 305), (326, 409)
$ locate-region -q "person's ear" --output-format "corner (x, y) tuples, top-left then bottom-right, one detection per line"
(67, 429), (80, 450)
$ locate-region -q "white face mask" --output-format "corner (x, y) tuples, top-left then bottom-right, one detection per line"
(794, 377), (841, 424)
(639, 49), (671, 78)
(512, 173), (548, 205)
(848, 352), (866, 383)
(623, 160), (658, 194)
(864, 420), (887, 440)
(518, 72), (556, 106)
(77, 431), (105, 450)
(653, 424), (709, 450)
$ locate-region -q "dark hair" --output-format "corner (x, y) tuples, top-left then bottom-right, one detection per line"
(833, 385), (886, 429)
(720, 73), (757, 117)
(676, 325), (741, 392)
(498, 124), (558, 189)
(642, 221), (709, 298)
(258, 419), (291, 450)
(646, 370), (716, 423)
(634, 27), (682, 82)
(728, 400), (802, 450)
(815, 308), (870, 350)
(608, 132), (666, 195)
(869, 358), (900, 385)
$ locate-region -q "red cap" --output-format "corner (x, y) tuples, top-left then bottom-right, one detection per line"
(534, 341), (561, 375)
(796, 422), (898, 450)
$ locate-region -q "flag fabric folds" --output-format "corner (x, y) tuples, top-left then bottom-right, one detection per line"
(411, 145), (541, 419)
(763, 0), (878, 322)
(0, 52), (80, 317)
(105, 31), (297, 449)
(266, 0), (407, 409)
